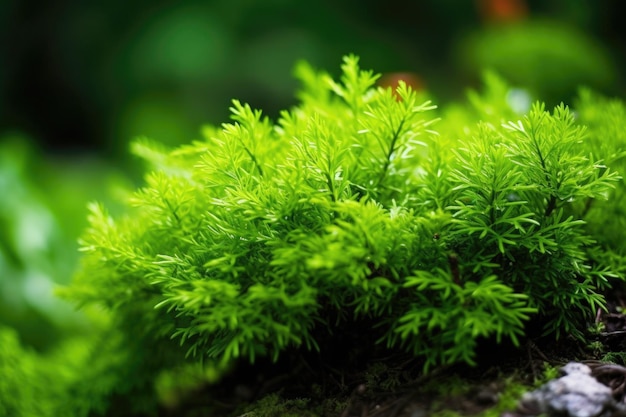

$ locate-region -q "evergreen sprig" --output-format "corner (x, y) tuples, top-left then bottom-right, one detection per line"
(443, 102), (621, 339)
(63, 55), (626, 393)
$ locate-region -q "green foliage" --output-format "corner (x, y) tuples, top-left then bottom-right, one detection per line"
(0, 136), (150, 417)
(59, 55), (626, 414)
(0, 322), (119, 417)
(574, 89), (626, 275)
(600, 352), (626, 366)
(0, 325), (55, 417)
(238, 394), (318, 417)
(441, 102), (620, 340)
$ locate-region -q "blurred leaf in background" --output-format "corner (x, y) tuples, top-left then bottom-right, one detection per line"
(1, 0), (624, 160)
(455, 19), (617, 105)
(0, 135), (129, 350)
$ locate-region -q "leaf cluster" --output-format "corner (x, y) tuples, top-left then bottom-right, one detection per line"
(61, 55), (626, 411)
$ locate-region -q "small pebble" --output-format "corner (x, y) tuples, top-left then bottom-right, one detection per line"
(515, 362), (615, 417)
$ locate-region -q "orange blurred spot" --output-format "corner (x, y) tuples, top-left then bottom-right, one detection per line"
(477, 0), (528, 23)
(377, 72), (424, 101)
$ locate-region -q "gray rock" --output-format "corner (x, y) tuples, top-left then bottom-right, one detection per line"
(519, 362), (615, 417)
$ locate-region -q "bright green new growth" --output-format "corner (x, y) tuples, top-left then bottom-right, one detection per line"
(65, 55), (623, 379)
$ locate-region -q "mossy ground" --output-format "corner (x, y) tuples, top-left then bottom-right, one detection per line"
(153, 337), (580, 416)
(152, 284), (626, 417)
(181, 357), (548, 416)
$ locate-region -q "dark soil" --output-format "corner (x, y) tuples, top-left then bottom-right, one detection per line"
(155, 288), (626, 417)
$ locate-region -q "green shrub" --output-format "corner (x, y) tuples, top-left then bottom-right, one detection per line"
(58, 55), (626, 413)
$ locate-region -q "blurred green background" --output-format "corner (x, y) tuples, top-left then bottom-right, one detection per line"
(1, 0), (625, 155)
(0, 0), (625, 351)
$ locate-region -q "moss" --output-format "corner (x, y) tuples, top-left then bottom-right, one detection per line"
(600, 352), (626, 366)
(426, 364), (560, 417)
(237, 394), (319, 417)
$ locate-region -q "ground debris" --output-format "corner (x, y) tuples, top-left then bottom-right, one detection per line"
(503, 362), (626, 417)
